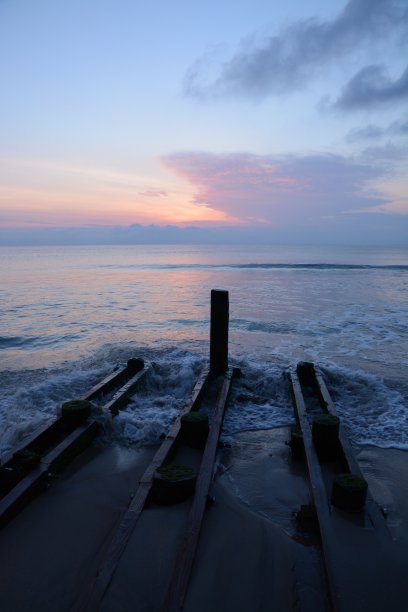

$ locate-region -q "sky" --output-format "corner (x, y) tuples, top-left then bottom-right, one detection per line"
(0, 0), (407, 246)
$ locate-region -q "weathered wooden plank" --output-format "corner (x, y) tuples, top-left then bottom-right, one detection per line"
(312, 366), (390, 538)
(0, 416), (94, 497)
(163, 368), (234, 612)
(45, 421), (101, 473)
(16, 419), (64, 457)
(0, 466), (48, 529)
(0, 362), (148, 526)
(83, 359), (144, 402)
(0, 420), (100, 528)
(103, 365), (149, 416)
(210, 289), (229, 375)
(0, 360), (146, 467)
(76, 367), (211, 612)
(290, 371), (342, 612)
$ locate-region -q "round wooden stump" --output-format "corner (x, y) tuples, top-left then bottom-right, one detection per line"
(312, 413), (340, 460)
(13, 449), (41, 474)
(61, 399), (92, 430)
(180, 412), (209, 449)
(296, 362), (316, 387)
(127, 358), (144, 373)
(331, 473), (368, 513)
(152, 464), (197, 505)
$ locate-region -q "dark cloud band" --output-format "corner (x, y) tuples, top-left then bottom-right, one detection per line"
(346, 119), (408, 142)
(184, 0), (407, 103)
(334, 64), (408, 110)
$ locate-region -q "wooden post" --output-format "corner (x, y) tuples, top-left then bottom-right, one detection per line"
(210, 289), (229, 375)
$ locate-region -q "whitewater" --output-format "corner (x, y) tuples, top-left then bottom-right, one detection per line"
(1, 243), (407, 458)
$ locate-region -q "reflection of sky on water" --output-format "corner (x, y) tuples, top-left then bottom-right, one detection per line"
(1, 245), (407, 381)
(0, 242), (407, 454)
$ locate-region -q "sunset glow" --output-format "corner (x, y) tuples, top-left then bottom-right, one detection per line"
(0, 0), (407, 245)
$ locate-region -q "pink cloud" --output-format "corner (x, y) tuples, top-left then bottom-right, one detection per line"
(161, 150), (392, 227)
(138, 189), (168, 198)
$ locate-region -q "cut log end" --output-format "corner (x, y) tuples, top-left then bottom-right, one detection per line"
(152, 464), (197, 505)
(61, 399), (92, 429)
(180, 412), (209, 449)
(331, 473), (368, 513)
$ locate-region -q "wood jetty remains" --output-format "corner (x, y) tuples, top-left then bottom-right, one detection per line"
(0, 357), (149, 528)
(77, 289), (239, 612)
(0, 290), (406, 611)
(288, 361), (396, 612)
(0, 289), (241, 610)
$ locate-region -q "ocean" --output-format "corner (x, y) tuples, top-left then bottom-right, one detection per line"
(1, 243), (407, 458)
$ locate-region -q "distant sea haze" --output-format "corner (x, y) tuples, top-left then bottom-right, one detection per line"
(1, 244), (407, 456)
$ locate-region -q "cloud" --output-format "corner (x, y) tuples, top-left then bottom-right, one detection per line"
(334, 64), (408, 110)
(162, 152), (300, 223)
(390, 119), (408, 135)
(138, 189), (168, 198)
(361, 142), (408, 163)
(0, 224), (213, 246)
(2, 216), (406, 247)
(184, 0), (407, 100)
(346, 124), (384, 142)
(161, 150), (406, 230)
(346, 118), (408, 141)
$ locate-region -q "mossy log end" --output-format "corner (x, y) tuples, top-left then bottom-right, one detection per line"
(12, 449), (41, 474)
(61, 400), (92, 430)
(296, 361), (316, 387)
(152, 464), (197, 505)
(0, 449), (41, 494)
(312, 413), (340, 460)
(331, 473), (368, 513)
(127, 358), (144, 373)
(180, 412), (209, 449)
(312, 413), (340, 429)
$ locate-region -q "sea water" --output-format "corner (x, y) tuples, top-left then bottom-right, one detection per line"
(1, 244), (407, 458)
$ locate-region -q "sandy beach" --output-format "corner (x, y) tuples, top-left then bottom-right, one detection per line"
(0, 426), (407, 612)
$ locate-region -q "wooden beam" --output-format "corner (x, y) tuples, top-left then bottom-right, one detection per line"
(0, 360), (147, 466)
(83, 359), (145, 402)
(0, 421), (100, 529)
(290, 371), (342, 612)
(104, 365), (149, 416)
(76, 367), (211, 612)
(0, 362), (149, 527)
(312, 366), (390, 538)
(210, 289), (229, 375)
(163, 369), (234, 612)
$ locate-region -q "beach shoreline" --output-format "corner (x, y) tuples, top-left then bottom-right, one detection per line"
(0, 428), (407, 611)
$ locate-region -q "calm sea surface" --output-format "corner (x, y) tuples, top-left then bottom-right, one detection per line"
(1, 244), (407, 456)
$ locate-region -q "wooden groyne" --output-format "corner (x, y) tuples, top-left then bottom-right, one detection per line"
(163, 368), (236, 612)
(1, 292), (401, 612)
(300, 362), (389, 536)
(289, 361), (391, 612)
(77, 367), (238, 611)
(0, 288), (236, 612)
(0, 358), (149, 528)
(77, 290), (237, 611)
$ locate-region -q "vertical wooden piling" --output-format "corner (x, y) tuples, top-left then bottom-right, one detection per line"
(210, 289), (229, 375)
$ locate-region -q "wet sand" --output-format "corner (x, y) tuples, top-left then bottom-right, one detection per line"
(0, 430), (407, 611)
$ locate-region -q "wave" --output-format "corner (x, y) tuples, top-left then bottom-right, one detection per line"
(95, 262), (408, 272)
(0, 334), (85, 349)
(318, 364), (408, 451)
(2, 348), (406, 458)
